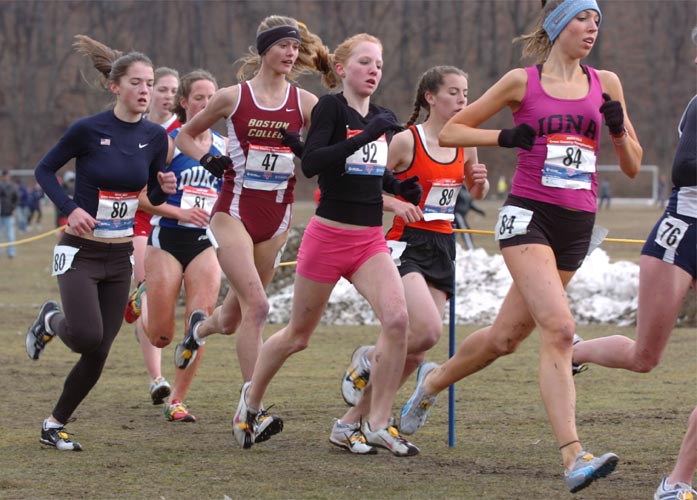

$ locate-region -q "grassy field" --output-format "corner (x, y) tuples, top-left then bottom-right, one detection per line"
(1, 202), (694, 499)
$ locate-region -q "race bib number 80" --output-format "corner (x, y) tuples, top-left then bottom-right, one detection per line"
(94, 190), (139, 238)
(52, 245), (79, 276)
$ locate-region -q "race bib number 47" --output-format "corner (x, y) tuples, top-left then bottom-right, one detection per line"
(244, 144), (295, 191)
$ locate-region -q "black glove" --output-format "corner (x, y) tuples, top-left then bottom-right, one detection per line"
(199, 153), (232, 178)
(353, 112), (403, 147)
(599, 93), (625, 136)
(395, 175), (423, 205)
(497, 123), (536, 151)
(279, 127), (304, 157)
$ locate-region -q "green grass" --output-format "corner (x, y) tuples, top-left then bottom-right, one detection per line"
(1, 203), (693, 499)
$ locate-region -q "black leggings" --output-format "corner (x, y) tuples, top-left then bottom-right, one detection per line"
(49, 233), (133, 423)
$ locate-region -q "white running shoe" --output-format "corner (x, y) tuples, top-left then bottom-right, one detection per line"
(149, 376), (171, 405)
(341, 345), (372, 406)
(232, 382), (256, 449)
(329, 420), (377, 455)
(232, 382), (284, 448)
(564, 450), (619, 493)
(654, 476), (697, 500)
(362, 421), (419, 457)
(399, 362), (439, 435)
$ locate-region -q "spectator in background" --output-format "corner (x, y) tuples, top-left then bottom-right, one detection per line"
(16, 179), (29, 233)
(496, 174), (508, 199)
(598, 178), (611, 209)
(0, 169), (18, 258)
(656, 173), (667, 208)
(55, 171), (75, 230)
(27, 182), (44, 231)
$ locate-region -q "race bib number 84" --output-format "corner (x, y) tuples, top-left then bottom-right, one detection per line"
(494, 205), (533, 241)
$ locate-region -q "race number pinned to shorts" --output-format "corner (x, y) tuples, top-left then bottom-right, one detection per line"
(52, 245), (79, 276)
(655, 215), (688, 251)
(345, 130), (387, 176)
(179, 185), (219, 228)
(423, 180), (461, 221)
(494, 205), (533, 241)
(386, 240), (407, 266)
(244, 144), (295, 191)
(94, 190), (139, 238)
(541, 134), (597, 190)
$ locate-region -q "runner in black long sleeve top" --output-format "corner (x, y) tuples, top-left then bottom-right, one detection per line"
(302, 92), (399, 226)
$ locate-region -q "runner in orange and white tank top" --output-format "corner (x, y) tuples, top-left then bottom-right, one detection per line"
(174, 16), (329, 438)
(336, 67), (488, 446)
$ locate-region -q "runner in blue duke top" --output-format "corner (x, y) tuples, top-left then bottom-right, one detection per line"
(26, 35), (175, 451)
(398, 0), (643, 493)
(135, 70), (224, 423)
(234, 33), (423, 456)
(573, 27), (697, 500)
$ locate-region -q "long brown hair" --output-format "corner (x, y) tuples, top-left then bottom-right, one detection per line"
(236, 15), (330, 82)
(73, 35), (153, 88)
(513, 0), (565, 63)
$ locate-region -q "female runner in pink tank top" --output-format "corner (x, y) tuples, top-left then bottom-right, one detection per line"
(399, 0), (642, 495)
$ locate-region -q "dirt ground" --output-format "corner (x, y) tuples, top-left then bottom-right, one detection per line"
(1, 202), (694, 499)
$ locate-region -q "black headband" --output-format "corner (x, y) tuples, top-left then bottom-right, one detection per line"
(256, 25), (301, 55)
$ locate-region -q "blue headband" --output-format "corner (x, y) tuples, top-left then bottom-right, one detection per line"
(256, 25), (302, 55)
(543, 0), (602, 43)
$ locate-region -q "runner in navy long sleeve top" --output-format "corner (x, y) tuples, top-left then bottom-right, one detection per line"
(25, 35), (175, 452)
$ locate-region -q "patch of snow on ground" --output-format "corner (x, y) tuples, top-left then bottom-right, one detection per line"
(267, 246), (638, 326)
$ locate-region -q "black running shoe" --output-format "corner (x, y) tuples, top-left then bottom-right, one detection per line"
(174, 310), (207, 369)
(40, 424), (82, 451)
(26, 301), (60, 360)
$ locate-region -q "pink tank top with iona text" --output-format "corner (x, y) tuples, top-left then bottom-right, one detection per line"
(511, 65), (604, 212)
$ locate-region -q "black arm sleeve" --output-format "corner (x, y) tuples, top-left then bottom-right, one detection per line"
(301, 96), (362, 178)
